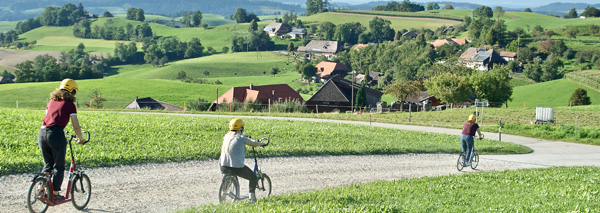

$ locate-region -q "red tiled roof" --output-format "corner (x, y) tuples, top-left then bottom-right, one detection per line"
(215, 84), (304, 104)
(315, 61), (349, 78)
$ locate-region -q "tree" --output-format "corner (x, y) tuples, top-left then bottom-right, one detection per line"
(334, 22), (365, 45)
(135, 9), (145, 22)
(233, 8), (248, 23)
(368, 17), (394, 43)
(541, 54), (563, 82)
(469, 65), (513, 106)
(426, 3), (435, 11)
(103, 11), (113, 18)
(524, 59), (543, 82)
(248, 19), (258, 32)
(319, 22), (336, 40)
(424, 72), (471, 105)
(385, 79), (422, 102)
(565, 8), (578, 18)
(88, 89), (106, 109)
(567, 28), (577, 39)
(355, 84), (368, 108)
(569, 88), (591, 106)
(300, 63), (316, 81)
(474, 6), (493, 18)
(494, 6), (505, 19)
(443, 3), (454, 10)
(270, 67), (280, 76)
(177, 71), (187, 79)
(581, 6), (600, 17)
(524, 8), (532, 12)
(287, 42), (295, 52)
(192, 10), (203, 27)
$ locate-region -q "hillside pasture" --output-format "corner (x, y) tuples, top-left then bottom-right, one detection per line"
(508, 79), (600, 109)
(0, 49), (62, 69)
(300, 12), (461, 31)
(116, 51), (295, 79)
(0, 21), (17, 33)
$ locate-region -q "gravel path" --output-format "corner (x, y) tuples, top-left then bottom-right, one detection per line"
(2, 114), (600, 213)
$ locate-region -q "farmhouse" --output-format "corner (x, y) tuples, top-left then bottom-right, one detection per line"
(297, 40), (339, 59)
(124, 96), (184, 111)
(214, 84), (303, 106)
(459, 47), (507, 71)
(306, 76), (383, 112)
(402, 31), (419, 38)
(315, 61), (350, 81)
(355, 71), (384, 86)
(286, 28), (306, 39)
(430, 38), (468, 49)
(263, 23), (292, 37)
(500, 51), (517, 61)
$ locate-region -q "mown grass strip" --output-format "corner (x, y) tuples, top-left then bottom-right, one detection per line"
(335, 10), (464, 21)
(185, 166), (600, 212)
(0, 108), (530, 175)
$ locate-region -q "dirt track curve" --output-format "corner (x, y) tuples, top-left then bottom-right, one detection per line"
(2, 113), (599, 213)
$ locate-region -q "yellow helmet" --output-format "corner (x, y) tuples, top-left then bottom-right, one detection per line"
(60, 79), (78, 94)
(468, 114), (476, 121)
(229, 118), (244, 131)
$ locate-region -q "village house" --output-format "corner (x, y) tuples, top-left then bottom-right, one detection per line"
(306, 76), (383, 113)
(286, 28), (306, 39)
(459, 47), (507, 71)
(263, 23), (292, 37)
(124, 96), (184, 111)
(355, 71), (384, 86)
(297, 40), (339, 59)
(430, 38), (468, 49)
(500, 51), (517, 61)
(213, 84), (303, 106)
(314, 61), (350, 81)
(402, 31), (419, 38)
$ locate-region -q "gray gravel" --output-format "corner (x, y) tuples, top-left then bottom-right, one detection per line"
(2, 114), (599, 213)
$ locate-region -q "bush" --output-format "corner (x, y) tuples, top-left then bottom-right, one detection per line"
(569, 88), (591, 106)
(187, 98), (212, 111)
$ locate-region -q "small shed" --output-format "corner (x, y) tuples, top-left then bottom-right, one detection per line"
(535, 107), (554, 124)
(124, 96), (184, 111)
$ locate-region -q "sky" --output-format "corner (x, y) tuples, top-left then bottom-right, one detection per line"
(332, 0), (600, 9)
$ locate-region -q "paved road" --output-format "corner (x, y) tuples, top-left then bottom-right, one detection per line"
(1, 113), (599, 212)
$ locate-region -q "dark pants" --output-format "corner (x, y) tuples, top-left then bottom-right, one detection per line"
(220, 166), (257, 193)
(38, 126), (67, 191)
(460, 134), (474, 164)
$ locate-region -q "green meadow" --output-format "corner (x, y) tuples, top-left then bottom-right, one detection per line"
(188, 166), (600, 212)
(300, 12), (460, 31)
(508, 78), (600, 109)
(0, 108), (530, 175)
(0, 21), (18, 33)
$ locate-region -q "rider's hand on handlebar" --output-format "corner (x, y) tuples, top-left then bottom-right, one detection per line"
(76, 138), (87, 145)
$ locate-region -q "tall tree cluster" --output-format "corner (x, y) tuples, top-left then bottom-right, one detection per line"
(126, 8), (145, 22)
(74, 20), (154, 41)
(232, 8), (259, 23)
(305, 0), (328, 16)
(39, 3), (85, 27)
(14, 44), (106, 83)
(182, 10), (203, 27)
(373, 0), (424, 12)
(142, 37), (205, 67)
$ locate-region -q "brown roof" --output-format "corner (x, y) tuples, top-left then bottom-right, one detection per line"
(124, 97), (184, 111)
(431, 38), (467, 48)
(215, 84), (303, 104)
(500, 51), (517, 58)
(297, 40), (338, 54)
(315, 61), (349, 78)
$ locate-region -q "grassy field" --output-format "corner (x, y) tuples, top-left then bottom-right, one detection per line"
(300, 12), (461, 31)
(187, 166), (600, 212)
(0, 108), (530, 175)
(0, 21), (18, 33)
(507, 79), (600, 109)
